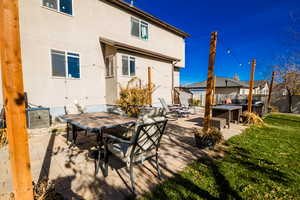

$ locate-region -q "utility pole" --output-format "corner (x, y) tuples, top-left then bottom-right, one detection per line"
(0, 0), (33, 199)
(267, 71), (276, 110)
(148, 67), (152, 106)
(203, 32), (218, 132)
(248, 59), (256, 113)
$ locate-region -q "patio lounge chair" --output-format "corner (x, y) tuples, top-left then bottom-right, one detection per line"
(100, 117), (168, 194)
(159, 97), (191, 118)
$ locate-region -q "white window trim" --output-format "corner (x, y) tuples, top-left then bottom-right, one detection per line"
(105, 55), (114, 78)
(121, 55), (136, 77)
(131, 17), (149, 40)
(41, 0), (74, 17)
(51, 49), (81, 79)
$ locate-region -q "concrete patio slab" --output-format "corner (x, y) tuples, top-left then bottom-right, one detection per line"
(0, 114), (247, 200)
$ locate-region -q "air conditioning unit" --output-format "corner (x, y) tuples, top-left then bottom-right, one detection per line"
(26, 107), (50, 129)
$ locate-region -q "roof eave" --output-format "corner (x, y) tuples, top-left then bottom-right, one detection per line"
(103, 0), (190, 38)
(99, 37), (181, 62)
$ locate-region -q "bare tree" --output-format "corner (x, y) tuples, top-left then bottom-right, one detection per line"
(273, 56), (300, 112)
(270, 12), (300, 112)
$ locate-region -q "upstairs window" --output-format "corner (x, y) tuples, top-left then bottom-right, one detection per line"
(141, 22), (149, 40)
(131, 18), (140, 38)
(51, 50), (80, 78)
(131, 17), (149, 40)
(122, 55), (136, 76)
(43, 0), (73, 15)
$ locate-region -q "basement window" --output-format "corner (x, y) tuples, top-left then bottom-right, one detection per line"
(131, 17), (149, 40)
(43, 0), (73, 15)
(51, 50), (80, 78)
(122, 55), (136, 76)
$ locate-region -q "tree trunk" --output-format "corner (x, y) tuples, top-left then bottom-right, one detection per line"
(287, 89), (292, 113)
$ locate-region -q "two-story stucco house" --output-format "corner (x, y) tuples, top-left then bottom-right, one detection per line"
(0, 0), (189, 117)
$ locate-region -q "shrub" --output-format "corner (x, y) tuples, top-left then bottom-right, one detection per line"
(116, 77), (155, 117)
(192, 99), (201, 106)
(242, 111), (265, 127)
(193, 128), (223, 149)
(0, 128), (8, 149)
(33, 178), (64, 200)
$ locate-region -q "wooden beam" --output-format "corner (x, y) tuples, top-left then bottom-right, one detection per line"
(0, 0), (33, 199)
(148, 67), (152, 106)
(203, 32), (218, 132)
(247, 59), (256, 113)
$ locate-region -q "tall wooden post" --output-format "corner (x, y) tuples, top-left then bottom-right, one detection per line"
(247, 59), (256, 113)
(148, 67), (152, 106)
(0, 0), (34, 199)
(267, 71), (276, 109)
(212, 76), (216, 105)
(203, 32), (218, 132)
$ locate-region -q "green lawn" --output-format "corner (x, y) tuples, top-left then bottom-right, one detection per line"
(140, 114), (300, 200)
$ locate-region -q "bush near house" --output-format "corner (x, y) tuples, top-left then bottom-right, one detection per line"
(140, 113), (300, 200)
(192, 99), (201, 106)
(116, 78), (155, 117)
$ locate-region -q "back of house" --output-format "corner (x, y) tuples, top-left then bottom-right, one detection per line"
(0, 0), (188, 117)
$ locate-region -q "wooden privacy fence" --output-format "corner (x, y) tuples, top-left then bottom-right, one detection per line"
(271, 95), (300, 114)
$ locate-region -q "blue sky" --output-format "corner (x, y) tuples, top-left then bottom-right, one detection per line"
(124, 0), (300, 85)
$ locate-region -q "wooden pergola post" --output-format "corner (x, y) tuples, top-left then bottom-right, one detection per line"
(267, 71), (276, 109)
(247, 59), (256, 113)
(147, 67), (152, 106)
(212, 76), (216, 105)
(203, 32), (218, 132)
(0, 0), (33, 199)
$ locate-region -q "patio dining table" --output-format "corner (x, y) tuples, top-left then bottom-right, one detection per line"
(63, 112), (136, 145)
(212, 105), (242, 128)
(62, 112), (137, 175)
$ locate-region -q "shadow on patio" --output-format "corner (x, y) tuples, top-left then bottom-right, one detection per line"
(0, 115), (246, 199)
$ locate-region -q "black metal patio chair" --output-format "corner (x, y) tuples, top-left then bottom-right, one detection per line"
(98, 117), (168, 194)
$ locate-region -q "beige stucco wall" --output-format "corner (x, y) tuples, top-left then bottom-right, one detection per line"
(115, 51), (173, 106)
(0, 0), (185, 114)
(173, 67), (180, 87)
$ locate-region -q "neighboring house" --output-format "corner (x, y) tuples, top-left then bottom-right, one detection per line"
(252, 80), (269, 95)
(0, 0), (189, 117)
(184, 76), (269, 101)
